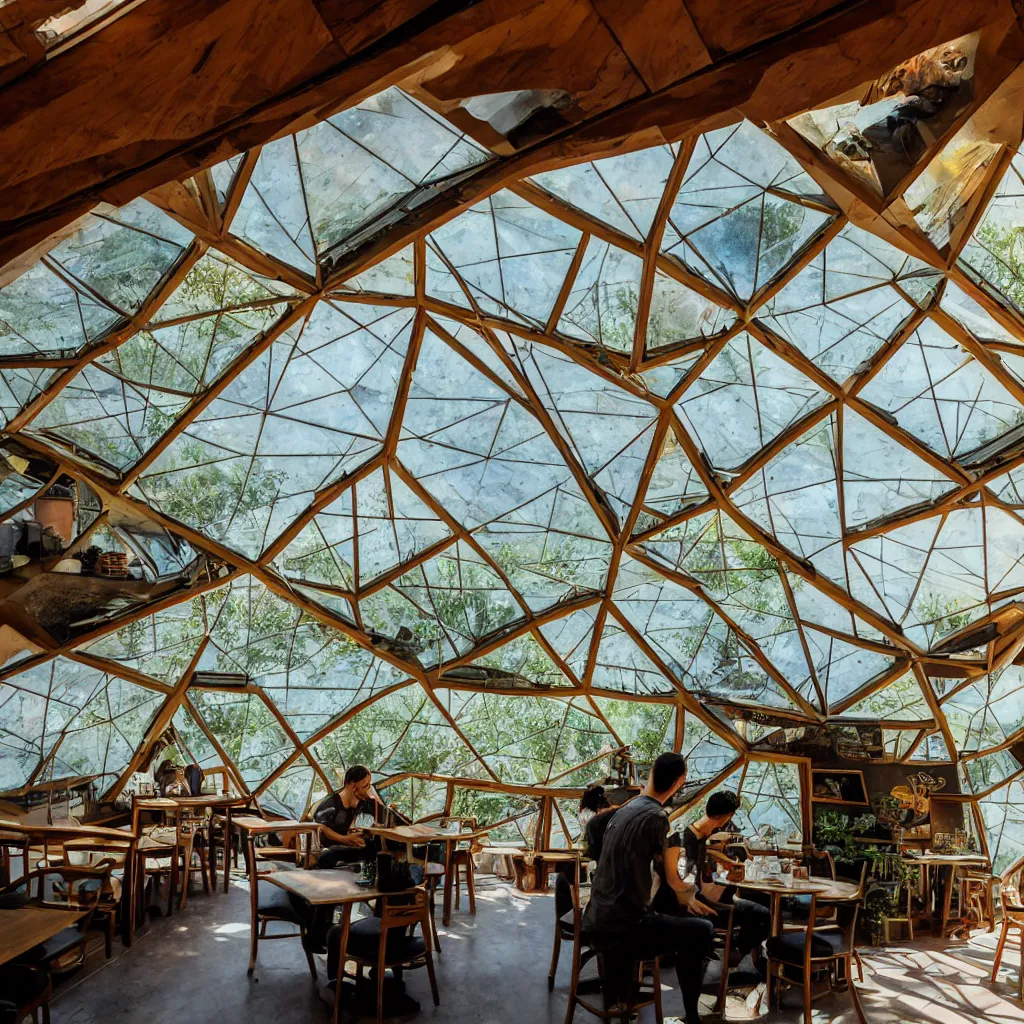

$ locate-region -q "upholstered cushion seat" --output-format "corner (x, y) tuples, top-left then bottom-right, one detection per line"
(766, 926), (846, 965)
(257, 881), (303, 923)
(346, 916), (426, 962)
(16, 926), (83, 964)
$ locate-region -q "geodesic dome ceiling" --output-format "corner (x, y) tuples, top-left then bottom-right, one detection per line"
(3, 56), (1024, 868)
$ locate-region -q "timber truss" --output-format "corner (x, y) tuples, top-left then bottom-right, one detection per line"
(3, 40), (1024, 864)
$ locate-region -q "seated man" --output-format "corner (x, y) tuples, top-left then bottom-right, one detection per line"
(313, 764), (380, 868)
(582, 753), (715, 1024)
(673, 790), (771, 973)
(297, 765), (381, 956)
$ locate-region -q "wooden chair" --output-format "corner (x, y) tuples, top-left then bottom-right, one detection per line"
(136, 824), (183, 918)
(0, 964), (52, 1024)
(175, 810), (210, 909)
(441, 816), (478, 914)
(1, 860), (114, 975)
(61, 837), (132, 958)
(991, 857), (1024, 1000)
(335, 888), (440, 1024)
(701, 902), (737, 1015)
(766, 864), (867, 1024)
(240, 832), (317, 980)
(562, 866), (663, 1024)
(961, 870), (998, 933)
(549, 862), (580, 990)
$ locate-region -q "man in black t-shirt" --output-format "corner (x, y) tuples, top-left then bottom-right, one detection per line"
(678, 790), (771, 971)
(582, 753), (715, 1024)
(312, 764), (381, 868)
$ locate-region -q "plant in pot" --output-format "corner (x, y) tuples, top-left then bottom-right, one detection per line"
(860, 847), (921, 945)
(813, 808), (876, 877)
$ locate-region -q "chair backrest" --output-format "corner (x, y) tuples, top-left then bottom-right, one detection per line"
(380, 887), (431, 933)
(805, 849), (836, 880)
(554, 870), (574, 920)
(4, 861), (114, 931)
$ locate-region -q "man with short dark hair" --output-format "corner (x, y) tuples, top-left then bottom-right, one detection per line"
(313, 764), (379, 867)
(676, 789), (771, 972)
(583, 753), (715, 1024)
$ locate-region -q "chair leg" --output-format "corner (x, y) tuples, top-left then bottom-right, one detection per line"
(425, 947), (440, 1006)
(376, 939), (387, 1024)
(465, 859), (476, 914)
(301, 927), (318, 983)
(428, 885), (442, 953)
(652, 958), (664, 1024)
(564, 938), (581, 1024)
(991, 918), (1011, 981)
(853, 949), (864, 983)
(454, 861), (461, 911)
(548, 927), (562, 991)
(848, 959), (868, 1024)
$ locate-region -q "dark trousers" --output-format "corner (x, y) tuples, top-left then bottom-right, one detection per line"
(710, 897), (770, 961)
(598, 913), (714, 1024)
(292, 845), (370, 952)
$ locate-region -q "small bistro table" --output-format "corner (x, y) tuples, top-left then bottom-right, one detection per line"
(131, 793), (249, 893)
(0, 820), (139, 945)
(368, 823), (489, 926)
(909, 853), (990, 936)
(737, 875), (861, 936)
(262, 869), (414, 1024)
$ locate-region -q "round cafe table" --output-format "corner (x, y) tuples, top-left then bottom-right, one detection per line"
(735, 875), (861, 936)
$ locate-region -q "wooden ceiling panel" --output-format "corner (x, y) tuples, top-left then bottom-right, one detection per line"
(684, 0), (840, 57)
(0, 0), (340, 223)
(592, 0), (711, 91)
(417, 0), (647, 118)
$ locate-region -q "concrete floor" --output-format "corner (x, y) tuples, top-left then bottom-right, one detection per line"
(49, 875), (1024, 1024)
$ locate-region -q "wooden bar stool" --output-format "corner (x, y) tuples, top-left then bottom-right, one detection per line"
(441, 816), (477, 915)
(560, 860), (663, 1023)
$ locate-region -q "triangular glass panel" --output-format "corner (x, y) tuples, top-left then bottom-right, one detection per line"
(426, 190), (582, 326)
(134, 302), (408, 557)
(676, 331), (828, 469)
(530, 145), (677, 240)
(556, 239), (644, 352)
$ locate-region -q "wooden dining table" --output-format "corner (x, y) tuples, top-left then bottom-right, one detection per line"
(737, 875), (861, 935)
(368, 823), (489, 926)
(908, 853), (990, 936)
(0, 906), (89, 966)
(0, 820), (139, 945)
(262, 868), (413, 1024)
(132, 793), (249, 893)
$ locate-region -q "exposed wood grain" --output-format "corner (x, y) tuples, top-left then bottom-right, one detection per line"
(591, 0), (711, 90)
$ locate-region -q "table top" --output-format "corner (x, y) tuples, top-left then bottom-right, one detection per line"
(262, 868), (389, 905)
(0, 906), (88, 966)
(232, 816), (319, 835)
(911, 854), (989, 865)
(134, 794), (246, 809)
(737, 875), (860, 900)
(0, 820), (136, 843)
(368, 823), (486, 844)
(528, 849), (583, 862)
